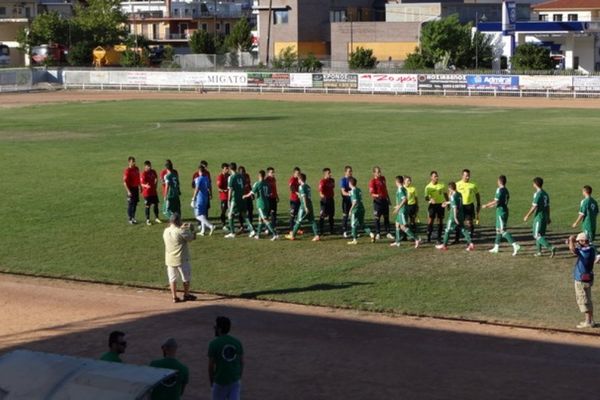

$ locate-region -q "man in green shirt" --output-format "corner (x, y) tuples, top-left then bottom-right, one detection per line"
(482, 175), (521, 256)
(523, 177), (556, 257)
(391, 176), (421, 248)
(163, 161), (181, 219)
(209, 316), (244, 400)
(99, 330), (126, 363)
(243, 170), (278, 241)
(347, 177), (373, 245)
(225, 162), (255, 239)
(424, 171), (448, 243)
(572, 185), (599, 242)
(286, 173), (321, 241)
(436, 182), (474, 251)
(150, 338), (189, 400)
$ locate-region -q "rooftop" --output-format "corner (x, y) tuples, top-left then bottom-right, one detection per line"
(533, 0), (600, 11)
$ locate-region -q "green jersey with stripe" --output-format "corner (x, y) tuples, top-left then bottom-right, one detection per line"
(579, 196), (598, 228)
(532, 189), (550, 221)
(449, 191), (464, 221)
(228, 173), (245, 203)
(396, 187), (408, 215)
(251, 180), (271, 211)
(495, 187), (509, 214)
(299, 183), (313, 210)
(350, 187), (365, 212)
(165, 172), (180, 200)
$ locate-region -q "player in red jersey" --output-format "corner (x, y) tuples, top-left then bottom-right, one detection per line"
(288, 167), (301, 233)
(216, 163), (230, 229)
(265, 167), (279, 233)
(319, 167), (336, 235)
(160, 159), (178, 198)
(369, 166), (393, 240)
(123, 156), (141, 224)
(140, 160), (162, 226)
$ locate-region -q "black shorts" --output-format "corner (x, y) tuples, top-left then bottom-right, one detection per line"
(373, 199), (389, 217)
(463, 204), (476, 220)
(341, 196), (352, 215)
(144, 195), (159, 206)
(407, 204), (418, 219)
(220, 200), (228, 211)
(269, 199), (278, 214)
(320, 197), (334, 217)
(428, 204), (444, 220)
(290, 200), (300, 216)
(127, 188), (139, 204)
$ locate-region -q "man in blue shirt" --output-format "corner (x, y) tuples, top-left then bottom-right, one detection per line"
(340, 166), (353, 238)
(568, 232), (597, 329)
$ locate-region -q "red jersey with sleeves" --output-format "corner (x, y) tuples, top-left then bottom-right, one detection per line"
(319, 178), (335, 199)
(160, 168), (178, 197)
(123, 166), (140, 188)
(288, 176), (300, 202)
(217, 173), (229, 201)
(265, 176), (278, 200)
(140, 169), (158, 197)
(369, 176), (389, 200)
(242, 173), (252, 194)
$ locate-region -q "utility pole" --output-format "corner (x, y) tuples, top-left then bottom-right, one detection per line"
(265, 0), (273, 65)
(475, 11), (478, 70)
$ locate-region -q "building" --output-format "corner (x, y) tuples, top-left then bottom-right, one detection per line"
(533, 0), (600, 22)
(0, 0), (38, 66)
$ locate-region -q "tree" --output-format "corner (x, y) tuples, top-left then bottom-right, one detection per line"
(299, 53), (323, 72)
(189, 30), (216, 54)
(348, 47), (377, 69)
(225, 18), (253, 67)
(402, 50), (427, 70)
(73, 0), (127, 46)
(271, 46), (297, 70)
(17, 11), (68, 49)
(511, 43), (553, 70)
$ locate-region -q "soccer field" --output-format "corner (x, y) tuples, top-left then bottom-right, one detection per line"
(0, 95), (596, 329)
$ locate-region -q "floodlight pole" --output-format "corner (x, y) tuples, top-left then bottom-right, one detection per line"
(265, 0), (273, 65)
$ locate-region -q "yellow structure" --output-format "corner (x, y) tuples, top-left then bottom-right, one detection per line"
(274, 41), (328, 57)
(348, 42), (417, 61)
(93, 46), (127, 67)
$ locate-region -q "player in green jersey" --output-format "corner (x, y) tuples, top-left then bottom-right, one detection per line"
(224, 162), (255, 239)
(523, 177), (556, 257)
(163, 160), (181, 219)
(572, 185), (599, 243)
(243, 170), (279, 241)
(435, 182), (474, 251)
(347, 177), (373, 245)
(390, 176), (421, 248)
(286, 173), (321, 241)
(481, 175), (521, 256)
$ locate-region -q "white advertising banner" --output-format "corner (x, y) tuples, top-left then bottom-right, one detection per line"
(520, 75), (572, 90)
(289, 73), (313, 88)
(89, 71), (109, 84)
(573, 76), (600, 91)
(358, 74), (418, 93)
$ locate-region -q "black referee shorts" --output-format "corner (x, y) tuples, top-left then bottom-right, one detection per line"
(428, 204), (444, 220)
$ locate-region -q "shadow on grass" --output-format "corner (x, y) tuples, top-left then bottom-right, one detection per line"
(165, 116), (287, 123)
(239, 282), (372, 299)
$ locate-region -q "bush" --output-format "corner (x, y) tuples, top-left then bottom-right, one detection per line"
(299, 53), (322, 72)
(402, 51), (427, 70)
(271, 46), (297, 70)
(348, 47), (377, 70)
(67, 41), (93, 66)
(189, 30), (216, 54)
(511, 43), (553, 70)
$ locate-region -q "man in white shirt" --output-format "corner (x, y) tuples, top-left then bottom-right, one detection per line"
(163, 213), (197, 303)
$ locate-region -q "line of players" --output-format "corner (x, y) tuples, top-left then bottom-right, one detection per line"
(123, 157), (599, 256)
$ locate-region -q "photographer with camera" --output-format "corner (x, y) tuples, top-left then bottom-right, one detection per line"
(163, 213), (197, 303)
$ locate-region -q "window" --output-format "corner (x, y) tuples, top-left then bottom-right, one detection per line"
(225, 23), (230, 34)
(184, 8), (189, 15)
(173, 8), (178, 16)
(539, 14), (547, 21)
(0, 7), (5, 15)
(273, 10), (288, 24)
(553, 14), (563, 21)
(202, 23), (207, 31)
(574, 56), (580, 70)
(330, 9), (346, 22)
(568, 13), (578, 21)
(216, 23), (220, 30)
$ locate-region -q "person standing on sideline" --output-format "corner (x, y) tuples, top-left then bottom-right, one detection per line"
(436, 182), (474, 251)
(239, 166), (254, 228)
(568, 233), (597, 328)
(209, 316), (244, 400)
(404, 176), (419, 235)
(424, 171), (447, 243)
(288, 167), (302, 233)
(163, 160), (181, 219)
(192, 165), (215, 236)
(100, 331), (127, 363)
(150, 338), (189, 400)
(340, 166), (353, 238)
(217, 163), (230, 229)
(369, 166), (393, 241)
(244, 170), (278, 240)
(225, 163), (255, 239)
(456, 169), (481, 239)
(346, 177), (372, 245)
(160, 159), (178, 200)
(286, 173), (320, 241)
(141, 160), (162, 226)
(481, 175), (521, 256)
(523, 177), (556, 257)
(163, 213), (197, 303)
(573, 185), (599, 243)
(265, 167), (279, 232)
(318, 167), (336, 235)
(390, 176), (421, 248)
(123, 156), (140, 224)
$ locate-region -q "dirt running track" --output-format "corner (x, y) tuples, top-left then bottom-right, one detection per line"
(1, 275), (600, 399)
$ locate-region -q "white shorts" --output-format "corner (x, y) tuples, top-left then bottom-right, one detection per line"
(167, 263), (191, 283)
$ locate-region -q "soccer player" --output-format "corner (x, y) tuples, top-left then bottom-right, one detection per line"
(239, 166), (254, 229)
(163, 160), (181, 218)
(369, 166), (393, 241)
(456, 169), (481, 239)
(243, 170), (278, 241)
(391, 176), (421, 248)
(192, 160), (212, 206)
(523, 177), (556, 257)
(288, 167), (302, 232)
(225, 162), (255, 239)
(192, 165), (215, 236)
(160, 159), (178, 199)
(216, 163), (230, 228)
(572, 185), (599, 243)
(286, 173), (320, 241)
(340, 166), (353, 238)
(404, 176), (419, 234)
(436, 182), (474, 251)
(347, 177), (372, 245)
(123, 156), (140, 224)
(319, 167), (335, 235)
(481, 175), (521, 256)
(265, 167), (279, 232)
(140, 160), (161, 226)
(424, 171), (447, 243)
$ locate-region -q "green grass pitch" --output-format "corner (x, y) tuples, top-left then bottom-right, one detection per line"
(0, 98), (596, 329)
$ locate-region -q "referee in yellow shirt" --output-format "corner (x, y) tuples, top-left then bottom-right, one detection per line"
(456, 169), (481, 239)
(404, 176), (418, 234)
(424, 171), (448, 243)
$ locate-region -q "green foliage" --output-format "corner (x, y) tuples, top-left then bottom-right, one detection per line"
(271, 46), (297, 70)
(225, 18), (253, 52)
(66, 41), (93, 66)
(17, 11), (69, 50)
(348, 47), (377, 69)
(299, 53), (323, 72)
(73, 0), (127, 46)
(163, 45), (174, 62)
(511, 43), (553, 70)
(402, 50), (427, 70)
(189, 30), (216, 54)
(120, 49), (148, 67)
